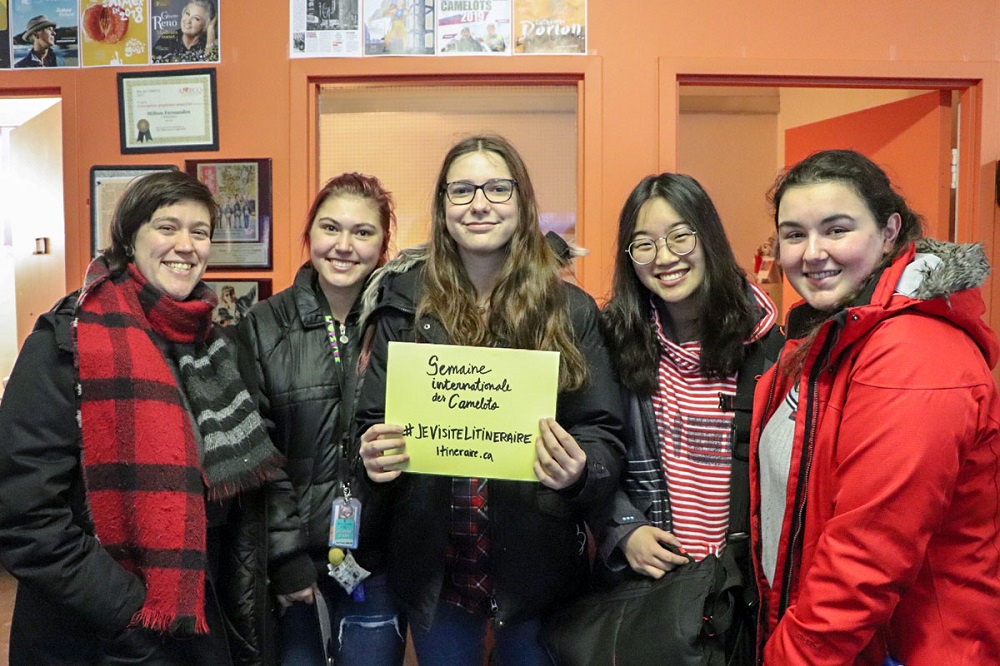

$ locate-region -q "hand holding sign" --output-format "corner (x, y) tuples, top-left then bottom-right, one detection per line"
(534, 417), (587, 490)
(360, 423), (409, 483)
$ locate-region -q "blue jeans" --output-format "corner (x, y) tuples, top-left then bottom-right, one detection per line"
(410, 602), (553, 666)
(278, 572), (405, 666)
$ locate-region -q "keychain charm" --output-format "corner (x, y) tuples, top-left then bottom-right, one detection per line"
(328, 550), (370, 595)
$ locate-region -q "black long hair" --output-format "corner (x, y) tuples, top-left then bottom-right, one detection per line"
(601, 173), (756, 392)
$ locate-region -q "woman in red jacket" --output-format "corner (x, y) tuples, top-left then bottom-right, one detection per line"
(751, 149), (1000, 665)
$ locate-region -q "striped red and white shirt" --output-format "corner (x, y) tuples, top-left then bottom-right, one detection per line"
(651, 283), (777, 561)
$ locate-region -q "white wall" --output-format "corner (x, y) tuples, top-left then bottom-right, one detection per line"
(8, 102), (65, 362)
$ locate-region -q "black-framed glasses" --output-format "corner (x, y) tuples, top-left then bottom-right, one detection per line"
(444, 179), (517, 205)
(627, 229), (698, 265)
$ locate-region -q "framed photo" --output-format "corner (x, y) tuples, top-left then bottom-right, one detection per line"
(90, 164), (180, 257)
(204, 279), (272, 330)
(117, 68), (219, 154)
(187, 158), (273, 270)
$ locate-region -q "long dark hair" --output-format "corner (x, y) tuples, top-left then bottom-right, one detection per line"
(601, 173), (756, 391)
(419, 134), (588, 391)
(102, 170), (218, 275)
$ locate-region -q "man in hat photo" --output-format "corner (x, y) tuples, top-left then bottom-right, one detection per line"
(15, 15), (58, 68)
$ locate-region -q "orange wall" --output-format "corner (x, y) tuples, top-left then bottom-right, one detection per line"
(2, 1), (999, 326)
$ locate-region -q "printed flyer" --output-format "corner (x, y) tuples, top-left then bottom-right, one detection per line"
(364, 0), (433, 56)
(79, 0), (149, 66)
(290, 0), (362, 58)
(1, 0), (11, 68)
(384, 342), (559, 481)
(513, 0), (585, 54)
(10, 0), (79, 67)
(436, 0), (509, 55)
(149, 0), (219, 64)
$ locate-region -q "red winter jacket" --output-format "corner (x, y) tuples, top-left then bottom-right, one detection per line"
(750, 241), (1000, 666)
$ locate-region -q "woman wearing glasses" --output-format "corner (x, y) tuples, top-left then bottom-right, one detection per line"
(594, 173), (781, 663)
(355, 135), (624, 665)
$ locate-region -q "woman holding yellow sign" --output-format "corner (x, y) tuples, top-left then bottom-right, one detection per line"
(356, 135), (625, 665)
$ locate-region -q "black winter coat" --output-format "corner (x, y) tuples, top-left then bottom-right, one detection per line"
(0, 295), (243, 665)
(356, 264), (626, 631)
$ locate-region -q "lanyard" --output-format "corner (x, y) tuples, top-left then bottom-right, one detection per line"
(323, 315), (349, 364)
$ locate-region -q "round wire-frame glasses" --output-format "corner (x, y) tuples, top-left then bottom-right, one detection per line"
(444, 178), (518, 205)
(627, 229), (698, 265)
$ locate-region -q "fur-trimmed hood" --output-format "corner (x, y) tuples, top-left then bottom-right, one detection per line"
(358, 244), (428, 331)
(905, 238), (991, 301)
(788, 239), (999, 370)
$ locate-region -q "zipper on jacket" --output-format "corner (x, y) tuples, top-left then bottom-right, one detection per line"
(487, 479), (503, 628)
(640, 395), (673, 532)
(779, 320), (842, 616)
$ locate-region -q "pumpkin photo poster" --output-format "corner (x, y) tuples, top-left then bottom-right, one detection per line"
(79, 0), (149, 66)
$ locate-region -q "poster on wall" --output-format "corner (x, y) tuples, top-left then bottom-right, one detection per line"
(10, 0), (79, 67)
(290, 0), (362, 57)
(1, 0), (11, 68)
(204, 279), (271, 331)
(364, 0), (433, 56)
(186, 158), (273, 270)
(79, 0), (149, 66)
(436, 0), (509, 55)
(149, 0), (219, 64)
(513, 0), (585, 54)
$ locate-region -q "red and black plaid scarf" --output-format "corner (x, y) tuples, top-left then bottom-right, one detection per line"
(74, 260), (280, 634)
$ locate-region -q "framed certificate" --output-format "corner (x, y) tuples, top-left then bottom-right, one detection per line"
(89, 164), (179, 256)
(117, 68), (219, 154)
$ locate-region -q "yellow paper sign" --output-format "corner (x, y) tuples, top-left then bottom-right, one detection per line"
(384, 342), (559, 482)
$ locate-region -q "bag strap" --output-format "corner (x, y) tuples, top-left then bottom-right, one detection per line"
(701, 551), (745, 639)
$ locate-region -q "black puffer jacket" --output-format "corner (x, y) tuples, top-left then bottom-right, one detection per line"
(0, 294), (248, 665)
(356, 261), (626, 631)
(238, 263), (392, 584)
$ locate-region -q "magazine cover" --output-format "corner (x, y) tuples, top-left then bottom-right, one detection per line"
(80, 0), (149, 66)
(10, 0), (79, 67)
(1, 0), (11, 68)
(290, 0), (362, 58)
(513, 0), (585, 54)
(364, 0), (433, 56)
(436, 0), (509, 55)
(149, 0), (219, 64)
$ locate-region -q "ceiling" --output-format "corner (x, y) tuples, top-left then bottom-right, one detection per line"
(0, 98), (61, 129)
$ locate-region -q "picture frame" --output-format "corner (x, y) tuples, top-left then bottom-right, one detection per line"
(186, 158), (274, 270)
(204, 278), (272, 330)
(90, 164), (180, 257)
(117, 68), (219, 154)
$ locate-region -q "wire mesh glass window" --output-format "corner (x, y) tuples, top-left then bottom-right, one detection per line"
(317, 83), (578, 255)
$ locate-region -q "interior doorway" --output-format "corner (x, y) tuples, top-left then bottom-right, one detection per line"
(0, 96), (65, 398)
(675, 79), (972, 316)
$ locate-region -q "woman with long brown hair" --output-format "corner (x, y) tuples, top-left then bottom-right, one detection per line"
(355, 135), (624, 665)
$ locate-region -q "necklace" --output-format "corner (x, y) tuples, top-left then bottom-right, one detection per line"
(324, 315), (349, 363)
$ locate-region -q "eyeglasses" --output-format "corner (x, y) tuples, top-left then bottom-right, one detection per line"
(444, 179), (517, 205)
(627, 229), (698, 265)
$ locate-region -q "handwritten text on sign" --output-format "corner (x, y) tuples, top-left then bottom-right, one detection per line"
(384, 342), (559, 481)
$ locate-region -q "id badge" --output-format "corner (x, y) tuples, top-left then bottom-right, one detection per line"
(329, 496), (362, 549)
